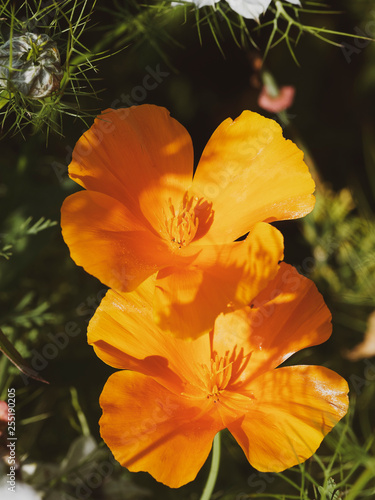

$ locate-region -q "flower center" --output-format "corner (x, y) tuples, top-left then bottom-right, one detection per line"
(163, 192), (200, 249)
(203, 353), (233, 403)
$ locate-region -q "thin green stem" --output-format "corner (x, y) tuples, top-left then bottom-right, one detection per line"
(70, 386), (90, 437)
(200, 432), (221, 500)
(0, 354), (10, 399)
(344, 467), (375, 500)
(275, 0), (373, 46)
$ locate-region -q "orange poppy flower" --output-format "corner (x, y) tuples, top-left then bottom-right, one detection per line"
(88, 263), (349, 488)
(61, 105), (315, 338)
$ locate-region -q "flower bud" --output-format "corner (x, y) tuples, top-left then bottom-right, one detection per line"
(0, 32), (63, 99)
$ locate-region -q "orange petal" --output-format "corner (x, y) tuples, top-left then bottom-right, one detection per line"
(213, 263), (332, 383)
(69, 105), (193, 231)
(154, 222), (284, 339)
(192, 110), (315, 244)
(99, 370), (222, 488)
(61, 191), (172, 291)
(88, 277), (211, 396)
(223, 366), (348, 472)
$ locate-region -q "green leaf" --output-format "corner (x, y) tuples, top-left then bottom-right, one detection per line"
(318, 477), (341, 500)
(59, 435), (97, 473)
(0, 327), (48, 384)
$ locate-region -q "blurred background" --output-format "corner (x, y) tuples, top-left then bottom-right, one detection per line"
(0, 0), (375, 498)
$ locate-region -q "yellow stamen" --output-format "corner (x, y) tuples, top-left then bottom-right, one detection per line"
(204, 353), (233, 403)
(163, 192), (200, 249)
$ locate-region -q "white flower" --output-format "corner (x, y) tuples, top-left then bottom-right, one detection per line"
(172, 0), (220, 7)
(0, 479), (42, 500)
(227, 0), (300, 19)
(173, 0), (301, 20)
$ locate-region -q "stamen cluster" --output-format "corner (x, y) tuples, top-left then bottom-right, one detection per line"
(163, 192), (200, 248)
(203, 353), (233, 402)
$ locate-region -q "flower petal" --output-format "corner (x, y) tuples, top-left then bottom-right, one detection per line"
(226, 0), (272, 20)
(172, 0), (220, 7)
(61, 190), (173, 291)
(258, 85), (296, 113)
(68, 105), (194, 231)
(154, 222), (284, 339)
(213, 263), (332, 383)
(192, 110), (315, 244)
(100, 370), (222, 488)
(88, 277), (211, 396)
(223, 366), (348, 472)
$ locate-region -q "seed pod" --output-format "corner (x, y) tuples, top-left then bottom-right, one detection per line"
(0, 32), (64, 99)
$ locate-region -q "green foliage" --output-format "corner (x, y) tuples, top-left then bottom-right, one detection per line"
(1, 216), (57, 261)
(0, 0), (100, 137)
(103, 0), (184, 66)
(1, 0), (372, 139)
(302, 189), (375, 307)
(178, 0), (375, 63)
(0, 243), (12, 260)
(318, 477), (341, 500)
(0, 327), (48, 385)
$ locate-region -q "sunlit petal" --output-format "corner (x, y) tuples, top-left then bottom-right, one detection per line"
(213, 263), (332, 383)
(88, 278), (211, 395)
(154, 222), (284, 338)
(192, 110), (315, 244)
(61, 191), (173, 291)
(100, 371), (222, 488)
(224, 366), (348, 472)
(68, 105), (194, 230)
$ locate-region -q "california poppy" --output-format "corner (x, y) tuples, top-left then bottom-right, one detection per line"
(61, 105), (314, 338)
(88, 262), (349, 488)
